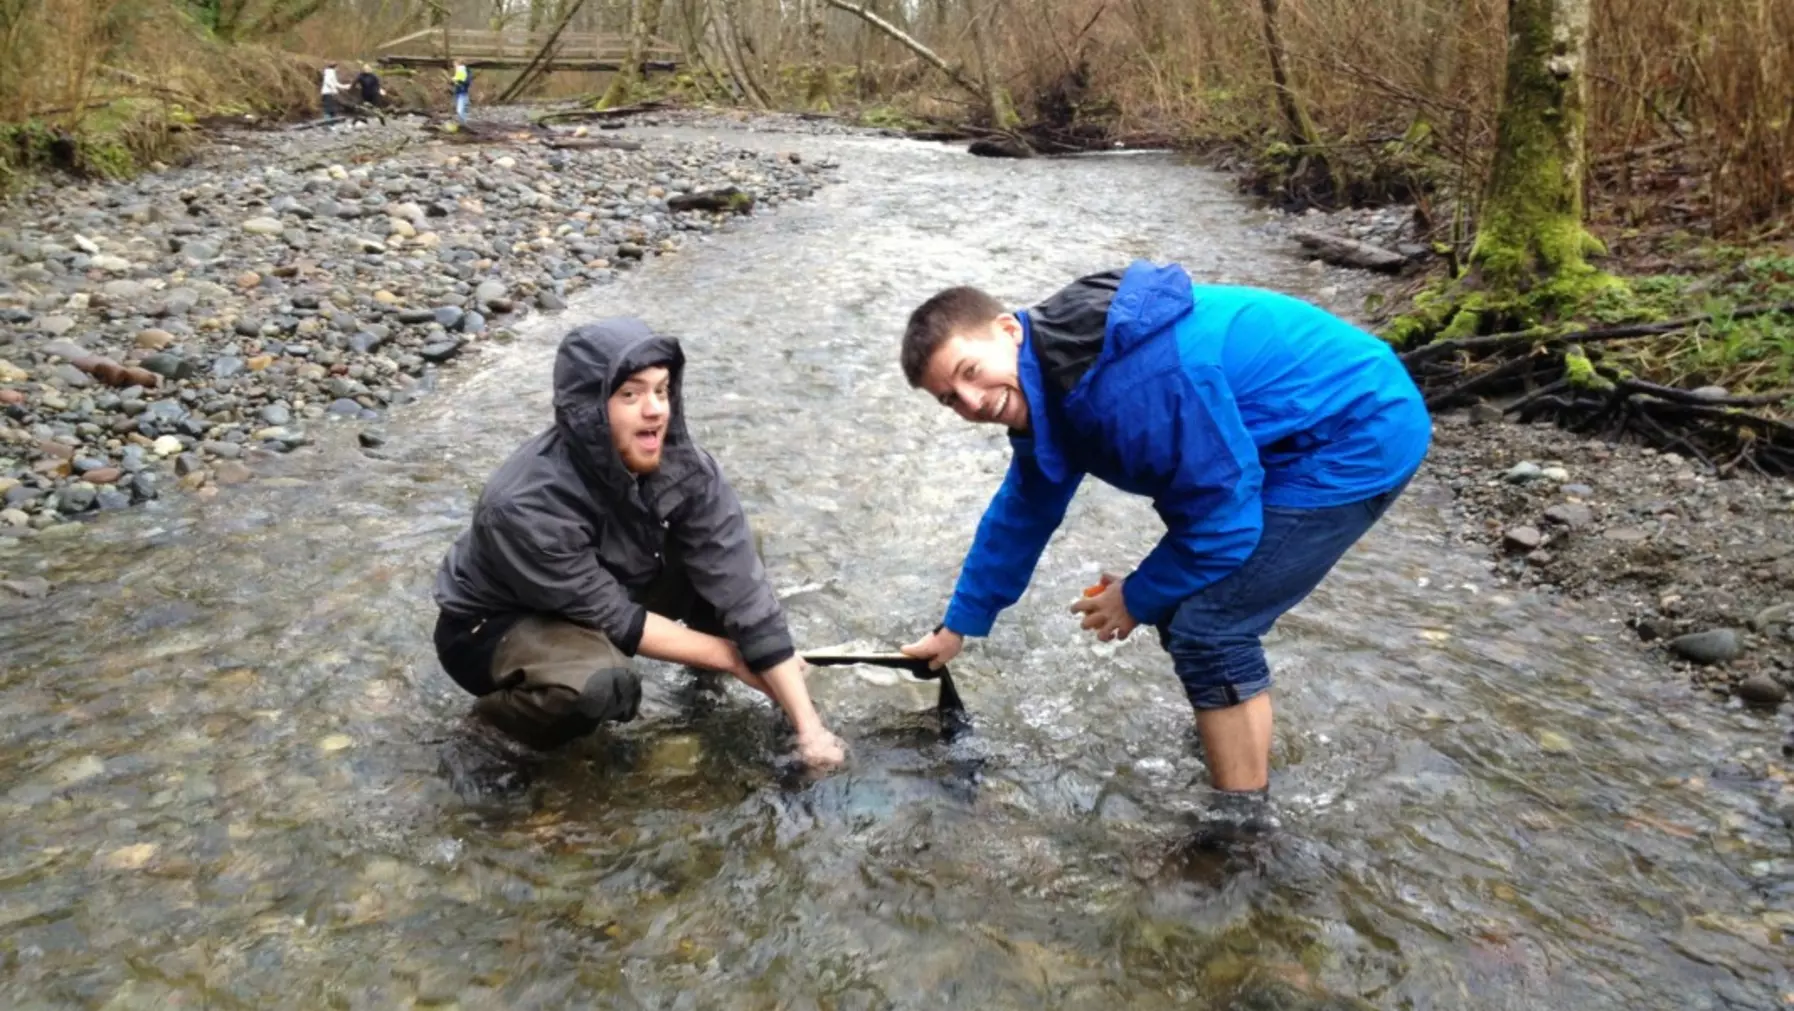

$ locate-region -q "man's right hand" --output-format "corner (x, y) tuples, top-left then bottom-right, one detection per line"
(901, 626), (964, 670)
(796, 728), (847, 769)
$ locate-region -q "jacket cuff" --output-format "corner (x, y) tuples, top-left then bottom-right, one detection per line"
(943, 597), (995, 638)
(742, 637), (796, 674)
(613, 605), (648, 657)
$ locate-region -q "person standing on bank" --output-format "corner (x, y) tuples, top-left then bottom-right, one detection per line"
(897, 260), (1430, 821)
(451, 63), (472, 123)
(319, 61), (347, 120)
(433, 319), (846, 768)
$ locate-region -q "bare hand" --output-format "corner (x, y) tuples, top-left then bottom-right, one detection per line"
(1070, 572), (1139, 642)
(901, 626), (964, 670)
(796, 728), (847, 769)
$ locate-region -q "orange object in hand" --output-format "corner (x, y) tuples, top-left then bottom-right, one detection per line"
(1082, 583), (1105, 598)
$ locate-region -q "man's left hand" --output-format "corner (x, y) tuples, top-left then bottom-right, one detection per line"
(1070, 573), (1139, 642)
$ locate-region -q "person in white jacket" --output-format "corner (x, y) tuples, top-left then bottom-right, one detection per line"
(320, 61), (347, 120)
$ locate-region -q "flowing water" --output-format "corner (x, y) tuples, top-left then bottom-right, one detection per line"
(2, 124), (1790, 1011)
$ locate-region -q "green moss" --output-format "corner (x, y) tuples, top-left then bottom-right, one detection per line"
(1562, 347), (1613, 390)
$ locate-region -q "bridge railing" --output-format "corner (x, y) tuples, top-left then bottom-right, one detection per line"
(376, 27), (680, 69)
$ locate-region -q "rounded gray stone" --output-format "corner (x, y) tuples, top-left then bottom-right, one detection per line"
(1668, 628), (1743, 666)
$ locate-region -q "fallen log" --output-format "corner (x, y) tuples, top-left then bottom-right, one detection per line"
(1289, 229), (1407, 272)
(968, 136), (1034, 159)
(1401, 302), (1794, 365)
(545, 136), (643, 152)
(667, 187), (754, 214)
(533, 100), (670, 126)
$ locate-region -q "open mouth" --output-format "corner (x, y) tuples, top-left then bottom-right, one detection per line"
(635, 428), (663, 452)
(987, 389), (1011, 423)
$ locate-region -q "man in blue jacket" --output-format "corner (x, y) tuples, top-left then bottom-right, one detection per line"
(899, 261), (1430, 817)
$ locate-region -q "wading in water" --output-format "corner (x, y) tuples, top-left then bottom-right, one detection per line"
(432, 319), (846, 768)
(899, 260), (1432, 835)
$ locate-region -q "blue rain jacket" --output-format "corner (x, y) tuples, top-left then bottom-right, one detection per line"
(942, 260), (1431, 636)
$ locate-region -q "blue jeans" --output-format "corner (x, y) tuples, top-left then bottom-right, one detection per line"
(1159, 475), (1413, 711)
(455, 92), (469, 121)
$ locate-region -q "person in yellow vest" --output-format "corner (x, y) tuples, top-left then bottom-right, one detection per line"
(452, 63), (472, 123)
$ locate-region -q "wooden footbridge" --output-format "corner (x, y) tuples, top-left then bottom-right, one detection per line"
(376, 27), (680, 72)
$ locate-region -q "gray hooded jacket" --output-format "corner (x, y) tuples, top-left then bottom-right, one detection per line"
(433, 319), (795, 672)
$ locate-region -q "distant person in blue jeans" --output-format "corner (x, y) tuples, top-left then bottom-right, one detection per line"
(898, 261), (1431, 829)
(452, 63), (472, 122)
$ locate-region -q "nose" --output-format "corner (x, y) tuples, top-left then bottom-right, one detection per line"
(642, 391), (668, 419)
(953, 382), (981, 417)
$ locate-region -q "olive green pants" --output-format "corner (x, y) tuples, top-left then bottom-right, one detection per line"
(470, 615), (643, 751)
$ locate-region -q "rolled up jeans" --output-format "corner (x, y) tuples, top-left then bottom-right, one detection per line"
(433, 561), (725, 750)
(1158, 474), (1413, 711)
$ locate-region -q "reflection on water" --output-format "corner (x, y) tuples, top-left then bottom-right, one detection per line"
(1, 127), (1789, 1011)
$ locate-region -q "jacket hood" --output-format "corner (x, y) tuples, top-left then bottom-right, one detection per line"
(1022, 261), (1195, 396)
(552, 318), (690, 501)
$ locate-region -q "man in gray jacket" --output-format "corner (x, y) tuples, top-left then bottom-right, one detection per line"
(433, 319), (846, 767)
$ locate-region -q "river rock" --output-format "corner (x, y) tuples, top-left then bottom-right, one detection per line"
(1543, 503), (1594, 529)
(1668, 628), (1742, 665)
(90, 254), (131, 273)
(180, 240), (219, 261)
(41, 315), (76, 337)
(1748, 603), (1792, 633)
(419, 339), (461, 363)
(242, 217), (284, 235)
(58, 482), (97, 513)
(152, 435), (183, 457)
(259, 403), (292, 426)
(136, 329), (174, 350)
(212, 356), (245, 379)
(433, 306), (465, 330)
(214, 461), (252, 485)
(1, 576), (51, 598)
(536, 291), (567, 312)
(141, 353), (197, 380)
(1503, 525), (1543, 553)
(327, 398), (362, 417)
(84, 467), (121, 484)
(1504, 461), (1543, 484)
(1736, 674), (1787, 707)
(474, 280), (507, 306)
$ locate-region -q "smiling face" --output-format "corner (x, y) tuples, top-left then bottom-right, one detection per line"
(608, 365), (671, 474)
(915, 313), (1030, 431)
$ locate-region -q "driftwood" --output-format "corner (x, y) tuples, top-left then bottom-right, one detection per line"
(545, 136), (643, 151)
(1290, 228), (1407, 272)
(968, 137), (1033, 159)
(1402, 301), (1794, 476)
(1402, 303), (1794, 366)
(533, 99), (671, 125)
(667, 186), (754, 214)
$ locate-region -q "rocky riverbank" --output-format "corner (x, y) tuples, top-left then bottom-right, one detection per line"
(1426, 408), (1794, 710)
(0, 106), (836, 544)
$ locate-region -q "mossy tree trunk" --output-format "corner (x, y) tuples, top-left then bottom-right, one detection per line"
(1469, 0), (1604, 297)
(803, 0), (834, 110)
(599, 0), (666, 108)
(969, 0), (1017, 130)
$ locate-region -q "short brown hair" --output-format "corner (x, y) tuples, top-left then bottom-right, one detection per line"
(901, 286), (1006, 387)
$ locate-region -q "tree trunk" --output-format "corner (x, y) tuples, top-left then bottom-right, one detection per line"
(500, 0), (588, 103)
(968, 0), (1016, 130)
(1470, 0), (1603, 293)
(821, 0), (985, 102)
(1257, 0), (1318, 151)
(803, 0), (834, 109)
(600, 0), (666, 108)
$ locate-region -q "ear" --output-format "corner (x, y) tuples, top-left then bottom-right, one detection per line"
(996, 312), (1023, 346)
